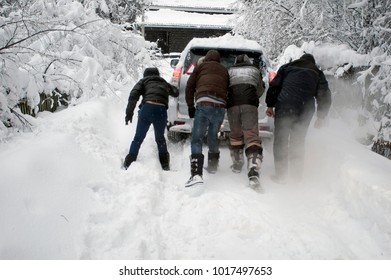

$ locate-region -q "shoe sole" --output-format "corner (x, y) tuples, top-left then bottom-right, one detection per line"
(248, 176), (263, 193)
(185, 180), (204, 188)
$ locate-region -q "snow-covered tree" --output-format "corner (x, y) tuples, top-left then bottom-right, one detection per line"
(325, 0), (391, 55)
(233, 0), (329, 59)
(81, 0), (149, 24)
(0, 0), (151, 135)
(234, 0), (391, 153)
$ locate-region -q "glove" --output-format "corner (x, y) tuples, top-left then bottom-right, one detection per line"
(125, 115), (132, 125)
(188, 107), (196, 118)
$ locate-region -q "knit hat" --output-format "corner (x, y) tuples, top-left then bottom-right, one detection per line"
(143, 67), (160, 77)
(300, 53), (316, 64)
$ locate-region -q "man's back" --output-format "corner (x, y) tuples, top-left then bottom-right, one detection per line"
(185, 50), (229, 107)
(266, 53), (330, 115)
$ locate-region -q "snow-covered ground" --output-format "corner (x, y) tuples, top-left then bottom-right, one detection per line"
(1, 58), (391, 261)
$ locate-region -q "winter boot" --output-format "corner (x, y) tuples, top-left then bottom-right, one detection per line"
(123, 154), (137, 170)
(159, 152), (170, 171)
(229, 145), (244, 173)
(205, 152), (219, 174)
(185, 153), (204, 188)
(246, 146), (263, 190)
(247, 153), (262, 177)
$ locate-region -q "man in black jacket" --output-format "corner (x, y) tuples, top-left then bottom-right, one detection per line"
(266, 53), (331, 182)
(227, 54), (265, 189)
(124, 67), (178, 170)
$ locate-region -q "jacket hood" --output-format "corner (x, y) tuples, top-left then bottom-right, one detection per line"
(143, 67), (160, 77)
(204, 50), (220, 62)
(235, 54), (251, 65)
(300, 53), (316, 64)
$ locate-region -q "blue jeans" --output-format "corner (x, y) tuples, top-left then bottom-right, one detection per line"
(191, 106), (225, 155)
(129, 103), (168, 157)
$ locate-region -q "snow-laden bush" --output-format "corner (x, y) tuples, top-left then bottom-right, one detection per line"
(356, 49), (391, 142)
(0, 0), (152, 137)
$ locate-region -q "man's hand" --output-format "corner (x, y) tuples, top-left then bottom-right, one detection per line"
(125, 115), (132, 125)
(266, 107), (274, 117)
(188, 107), (196, 118)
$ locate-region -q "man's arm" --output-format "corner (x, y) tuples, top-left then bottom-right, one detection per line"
(125, 79), (143, 124)
(316, 71), (332, 119)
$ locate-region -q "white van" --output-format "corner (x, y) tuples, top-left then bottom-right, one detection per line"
(167, 34), (275, 143)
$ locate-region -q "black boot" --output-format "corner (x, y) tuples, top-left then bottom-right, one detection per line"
(229, 145), (244, 173)
(185, 153), (204, 187)
(123, 154), (137, 170)
(159, 152), (170, 171)
(205, 152), (219, 174)
(246, 146), (263, 187)
(247, 152), (263, 190)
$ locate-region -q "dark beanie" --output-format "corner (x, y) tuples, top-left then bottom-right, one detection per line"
(143, 67), (160, 77)
(300, 53), (316, 64)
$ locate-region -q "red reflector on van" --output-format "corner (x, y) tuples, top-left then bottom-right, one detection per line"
(186, 64), (196, 74)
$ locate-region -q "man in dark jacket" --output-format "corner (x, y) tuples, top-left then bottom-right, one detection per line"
(266, 53), (331, 182)
(227, 54), (265, 189)
(185, 49), (229, 188)
(123, 67), (178, 170)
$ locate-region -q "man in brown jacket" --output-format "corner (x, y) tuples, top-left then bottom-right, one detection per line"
(184, 49), (229, 189)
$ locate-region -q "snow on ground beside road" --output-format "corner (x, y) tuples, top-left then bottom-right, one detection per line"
(1, 0), (391, 261)
(1, 86), (391, 259)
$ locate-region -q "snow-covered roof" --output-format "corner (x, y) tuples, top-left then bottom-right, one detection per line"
(140, 9), (235, 29)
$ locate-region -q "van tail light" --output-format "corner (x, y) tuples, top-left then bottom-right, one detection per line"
(171, 66), (182, 87)
(172, 66), (182, 78)
(269, 71), (277, 83)
(186, 64), (196, 75)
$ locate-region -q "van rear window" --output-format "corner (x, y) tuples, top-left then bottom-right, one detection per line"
(184, 48), (264, 72)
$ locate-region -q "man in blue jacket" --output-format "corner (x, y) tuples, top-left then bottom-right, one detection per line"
(266, 53), (331, 183)
(124, 67), (178, 170)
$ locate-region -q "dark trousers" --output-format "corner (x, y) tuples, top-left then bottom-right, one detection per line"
(129, 103), (168, 157)
(273, 110), (313, 179)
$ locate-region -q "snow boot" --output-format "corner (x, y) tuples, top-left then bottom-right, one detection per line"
(123, 154), (137, 170)
(159, 152), (170, 171)
(185, 153), (204, 188)
(229, 145), (244, 173)
(246, 146), (263, 191)
(205, 152), (219, 174)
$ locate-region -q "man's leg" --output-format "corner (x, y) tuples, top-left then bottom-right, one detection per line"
(152, 106), (170, 170)
(205, 107), (225, 173)
(290, 111), (313, 181)
(273, 112), (294, 180)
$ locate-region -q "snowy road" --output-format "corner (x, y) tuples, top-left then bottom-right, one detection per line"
(1, 62), (391, 260)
